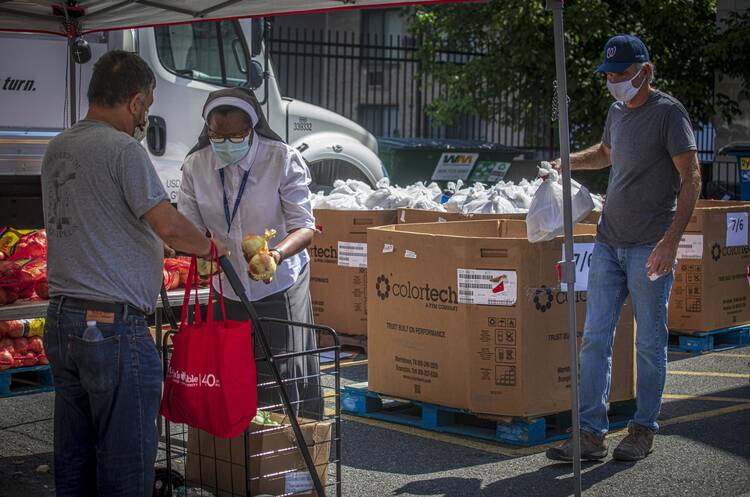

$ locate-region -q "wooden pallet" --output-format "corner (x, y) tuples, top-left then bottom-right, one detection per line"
(669, 325), (750, 353)
(0, 365), (54, 398)
(342, 382), (635, 447)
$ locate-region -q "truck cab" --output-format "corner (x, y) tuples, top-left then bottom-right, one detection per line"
(0, 18), (385, 227)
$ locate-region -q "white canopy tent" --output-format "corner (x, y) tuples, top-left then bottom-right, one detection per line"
(0, 1), (585, 495)
(0, 0), (474, 35)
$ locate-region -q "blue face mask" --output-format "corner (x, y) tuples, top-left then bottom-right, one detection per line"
(211, 136), (251, 165)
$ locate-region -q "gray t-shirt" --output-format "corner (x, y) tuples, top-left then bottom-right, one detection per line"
(41, 120), (168, 313)
(597, 90), (697, 248)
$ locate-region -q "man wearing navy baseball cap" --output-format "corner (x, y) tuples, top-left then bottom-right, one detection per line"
(546, 35), (701, 463)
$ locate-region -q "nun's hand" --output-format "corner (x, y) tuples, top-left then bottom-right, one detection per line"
(247, 270), (274, 284)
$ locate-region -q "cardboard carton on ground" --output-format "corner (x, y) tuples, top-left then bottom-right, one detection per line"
(367, 219), (635, 418)
(187, 414), (332, 497)
(396, 208), (526, 224)
(670, 200), (750, 332)
(309, 206), (600, 339)
(309, 208), (523, 338)
(308, 209), (398, 337)
(396, 207), (601, 226)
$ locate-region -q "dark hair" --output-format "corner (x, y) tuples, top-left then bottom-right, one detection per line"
(207, 105), (251, 127)
(87, 50), (155, 107)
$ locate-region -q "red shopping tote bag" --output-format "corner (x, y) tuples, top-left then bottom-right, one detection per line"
(160, 244), (257, 438)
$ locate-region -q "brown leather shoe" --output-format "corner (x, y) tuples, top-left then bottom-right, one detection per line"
(612, 423), (655, 461)
(546, 430), (608, 462)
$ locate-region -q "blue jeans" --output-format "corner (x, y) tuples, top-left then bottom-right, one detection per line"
(44, 299), (162, 497)
(579, 241), (674, 436)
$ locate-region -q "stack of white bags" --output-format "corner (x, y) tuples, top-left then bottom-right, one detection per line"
(311, 162), (602, 242)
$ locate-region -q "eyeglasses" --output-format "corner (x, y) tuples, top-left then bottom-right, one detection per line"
(209, 136), (248, 144)
(208, 127), (251, 144)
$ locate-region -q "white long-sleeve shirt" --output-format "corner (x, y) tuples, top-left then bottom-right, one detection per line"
(178, 135), (315, 302)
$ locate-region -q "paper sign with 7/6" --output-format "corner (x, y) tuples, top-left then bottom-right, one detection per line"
(561, 243), (594, 292)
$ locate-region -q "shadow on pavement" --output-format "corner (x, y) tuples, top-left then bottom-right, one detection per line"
(658, 386), (750, 460)
(0, 452), (55, 497)
(342, 418), (502, 475)
(339, 363), (368, 384)
(392, 461), (632, 497)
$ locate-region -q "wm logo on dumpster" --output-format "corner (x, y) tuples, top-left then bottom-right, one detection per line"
(442, 154), (476, 164)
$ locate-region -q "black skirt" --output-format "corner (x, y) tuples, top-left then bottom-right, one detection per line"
(212, 264), (323, 419)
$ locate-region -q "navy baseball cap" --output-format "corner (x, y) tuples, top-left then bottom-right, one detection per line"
(596, 34), (650, 73)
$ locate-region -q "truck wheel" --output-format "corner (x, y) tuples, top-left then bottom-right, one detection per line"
(308, 158), (373, 194)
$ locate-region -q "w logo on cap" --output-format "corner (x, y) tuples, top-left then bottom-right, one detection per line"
(606, 46), (617, 59)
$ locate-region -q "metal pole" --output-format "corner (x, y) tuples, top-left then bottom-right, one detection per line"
(68, 38), (77, 127)
(546, 1), (582, 496)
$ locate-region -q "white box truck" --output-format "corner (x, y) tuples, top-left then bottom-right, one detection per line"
(0, 19), (386, 226)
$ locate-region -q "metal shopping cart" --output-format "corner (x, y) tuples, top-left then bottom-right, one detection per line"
(153, 257), (341, 497)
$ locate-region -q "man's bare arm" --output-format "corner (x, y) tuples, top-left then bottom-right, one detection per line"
(646, 150), (701, 276)
(144, 201), (225, 258)
(551, 142), (611, 171)
(664, 150), (701, 244)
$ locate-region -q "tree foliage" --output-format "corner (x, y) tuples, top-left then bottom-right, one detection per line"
(408, 0), (749, 148)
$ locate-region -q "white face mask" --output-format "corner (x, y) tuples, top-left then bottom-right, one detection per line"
(133, 111), (149, 143)
(606, 68), (645, 103)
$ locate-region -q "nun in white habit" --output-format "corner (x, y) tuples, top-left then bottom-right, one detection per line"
(178, 87), (322, 418)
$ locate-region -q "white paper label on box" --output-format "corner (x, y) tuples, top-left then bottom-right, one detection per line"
(404, 249), (417, 259)
(431, 152), (479, 181)
(457, 269), (518, 306)
(383, 243), (394, 253)
(561, 243), (595, 292)
(285, 471), (313, 494)
(677, 234), (704, 259)
(400, 210), (406, 223)
(726, 212), (748, 247)
(337, 241), (367, 268)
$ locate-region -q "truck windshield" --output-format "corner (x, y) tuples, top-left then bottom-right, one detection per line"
(155, 20), (249, 88)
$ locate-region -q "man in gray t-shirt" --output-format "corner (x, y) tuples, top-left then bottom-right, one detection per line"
(44, 121), (167, 314)
(546, 35), (701, 464)
(42, 51), (225, 497)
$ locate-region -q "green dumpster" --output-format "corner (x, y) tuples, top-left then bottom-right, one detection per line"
(377, 138), (523, 187)
(718, 142), (750, 201)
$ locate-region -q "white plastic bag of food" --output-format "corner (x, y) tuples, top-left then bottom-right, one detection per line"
(526, 163), (594, 243)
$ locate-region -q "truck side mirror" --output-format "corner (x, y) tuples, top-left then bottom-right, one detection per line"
(247, 60), (264, 90)
(250, 18), (264, 57)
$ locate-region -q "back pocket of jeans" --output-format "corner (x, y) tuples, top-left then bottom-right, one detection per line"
(69, 335), (120, 393)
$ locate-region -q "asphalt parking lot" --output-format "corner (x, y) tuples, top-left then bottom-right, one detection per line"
(1, 345), (749, 497)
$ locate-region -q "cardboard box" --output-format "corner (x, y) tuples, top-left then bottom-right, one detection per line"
(187, 414), (332, 497)
(396, 208), (526, 224)
(396, 208), (600, 225)
(367, 219), (635, 418)
(309, 209), (398, 336)
(669, 200), (750, 332)
(309, 206), (600, 339)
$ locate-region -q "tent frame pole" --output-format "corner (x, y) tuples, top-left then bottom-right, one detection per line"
(68, 37), (77, 127)
(546, 1), (583, 496)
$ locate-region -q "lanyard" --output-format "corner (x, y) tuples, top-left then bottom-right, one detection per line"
(219, 167), (251, 233)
